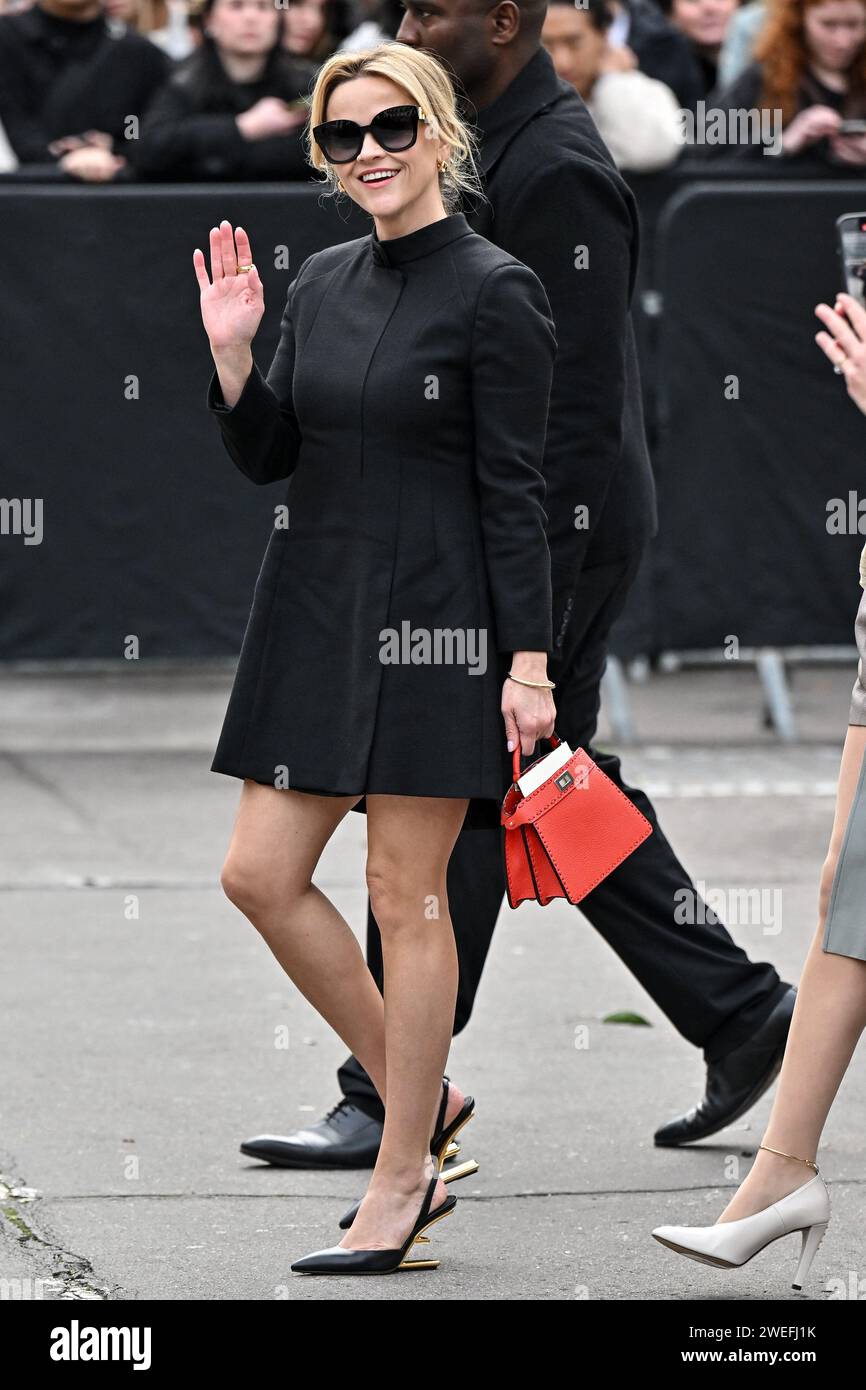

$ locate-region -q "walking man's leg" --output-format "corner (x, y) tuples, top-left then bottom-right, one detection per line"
(552, 550), (795, 1145)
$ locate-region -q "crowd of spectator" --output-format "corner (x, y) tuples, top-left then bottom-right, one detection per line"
(1, 0), (866, 180)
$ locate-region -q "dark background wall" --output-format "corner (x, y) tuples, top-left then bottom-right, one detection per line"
(2, 179), (865, 660)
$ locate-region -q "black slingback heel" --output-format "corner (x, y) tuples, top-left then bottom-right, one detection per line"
(337, 1075), (477, 1230)
(291, 1174), (457, 1275)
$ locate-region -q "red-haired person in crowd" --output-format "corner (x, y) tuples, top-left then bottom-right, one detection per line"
(706, 0), (866, 163)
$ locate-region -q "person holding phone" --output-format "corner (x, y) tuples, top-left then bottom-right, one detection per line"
(194, 42), (556, 1274)
(699, 0), (866, 164)
(650, 290), (866, 1289)
(817, 287), (866, 407)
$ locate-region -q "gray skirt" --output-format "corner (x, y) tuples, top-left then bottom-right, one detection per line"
(823, 584), (866, 962)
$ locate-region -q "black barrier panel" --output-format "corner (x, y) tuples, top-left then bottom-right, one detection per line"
(655, 180), (866, 653)
(0, 184), (369, 659)
(5, 180), (865, 662)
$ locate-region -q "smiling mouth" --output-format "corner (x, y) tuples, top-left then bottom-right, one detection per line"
(359, 170), (400, 185)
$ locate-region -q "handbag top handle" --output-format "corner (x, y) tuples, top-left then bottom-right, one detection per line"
(512, 731), (562, 785)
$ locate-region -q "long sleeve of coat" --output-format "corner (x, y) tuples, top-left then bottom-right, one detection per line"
(206, 257), (312, 486)
(490, 158), (635, 592)
(470, 262), (556, 655)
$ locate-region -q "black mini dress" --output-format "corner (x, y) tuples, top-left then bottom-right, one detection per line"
(206, 212), (556, 829)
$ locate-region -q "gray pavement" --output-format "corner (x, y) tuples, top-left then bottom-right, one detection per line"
(2, 661), (865, 1301)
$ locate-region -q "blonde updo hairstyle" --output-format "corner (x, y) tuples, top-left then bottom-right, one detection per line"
(305, 43), (487, 216)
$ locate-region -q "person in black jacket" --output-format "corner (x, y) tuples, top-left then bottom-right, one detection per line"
(242, 7), (798, 1179)
(128, 0), (317, 180)
(198, 43), (557, 1271)
(0, 0), (168, 179)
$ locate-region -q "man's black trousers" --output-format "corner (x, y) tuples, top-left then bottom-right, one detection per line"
(337, 548), (788, 1122)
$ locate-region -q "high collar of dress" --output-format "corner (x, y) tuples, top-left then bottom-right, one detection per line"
(370, 212), (472, 269)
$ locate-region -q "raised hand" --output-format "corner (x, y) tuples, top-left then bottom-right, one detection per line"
(193, 221), (266, 353)
(815, 292), (866, 415)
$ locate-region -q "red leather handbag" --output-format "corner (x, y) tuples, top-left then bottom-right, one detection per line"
(501, 733), (653, 908)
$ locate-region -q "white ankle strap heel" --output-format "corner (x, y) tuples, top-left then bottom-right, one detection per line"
(652, 1145), (830, 1290)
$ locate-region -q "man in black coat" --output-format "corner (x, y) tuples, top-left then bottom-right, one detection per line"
(242, 1), (796, 1168)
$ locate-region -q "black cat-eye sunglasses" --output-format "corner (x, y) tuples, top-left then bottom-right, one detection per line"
(312, 104), (429, 165)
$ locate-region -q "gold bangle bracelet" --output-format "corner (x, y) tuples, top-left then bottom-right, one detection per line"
(507, 672), (555, 690)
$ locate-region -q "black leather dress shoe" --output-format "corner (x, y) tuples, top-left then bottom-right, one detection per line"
(240, 1099), (383, 1169)
(654, 985), (797, 1147)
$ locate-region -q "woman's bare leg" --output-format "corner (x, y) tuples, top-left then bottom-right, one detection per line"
(219, 780), (390, 1099)
(220, 781), (470, 1138)
(718, 726), (866, 1222)
(338, 793), (469, 1251)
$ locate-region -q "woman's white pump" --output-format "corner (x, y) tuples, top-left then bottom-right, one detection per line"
(652, 1148), (831, 1290)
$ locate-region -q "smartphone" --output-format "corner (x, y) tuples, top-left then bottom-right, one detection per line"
(838, 119), (866, 135)
(836, 211), (866, 307)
